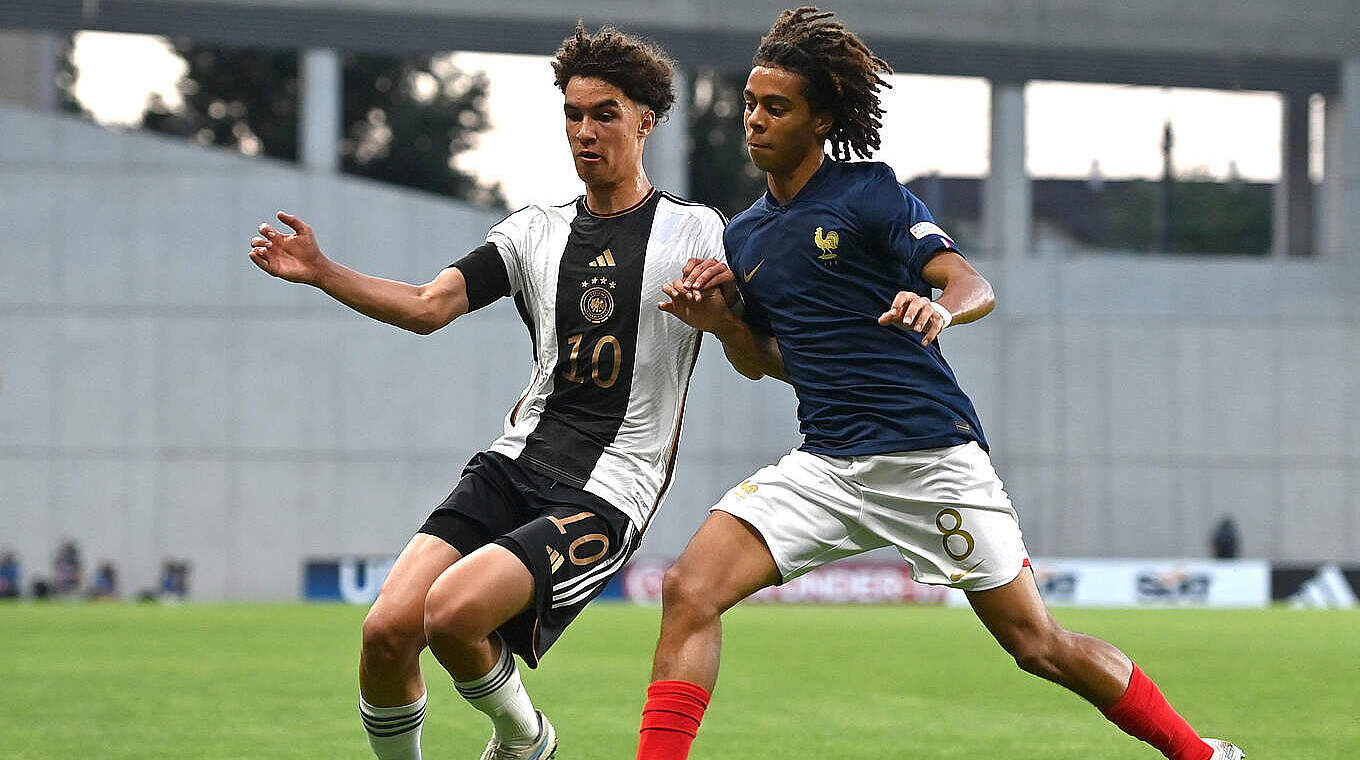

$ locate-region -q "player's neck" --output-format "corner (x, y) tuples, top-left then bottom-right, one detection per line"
(766, 149), (825, 205)
(584, 171), (654, 215)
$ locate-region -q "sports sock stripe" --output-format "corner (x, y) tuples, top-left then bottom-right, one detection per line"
(359, 692), (427, 758)
(456, 661), (513, 700)
(361, 712), (424, 728)
(454, 644), (514, 700)
(361, 707), (426, 737)
(361, 705), (425, 725)
(365, 723), (423, 738)
(360, 705), (425, 734)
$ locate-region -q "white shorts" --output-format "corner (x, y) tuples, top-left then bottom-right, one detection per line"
(712, 442), (1029, 591)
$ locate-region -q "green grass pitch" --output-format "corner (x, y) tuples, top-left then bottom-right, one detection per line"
(2, 601), (1356, 758)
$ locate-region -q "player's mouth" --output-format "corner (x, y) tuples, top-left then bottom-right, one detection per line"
(747, 141), (772, 152)
(577, 150), (604, 163)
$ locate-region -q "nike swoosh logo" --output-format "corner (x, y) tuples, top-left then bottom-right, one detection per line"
(743, 259), (765, 282)
(950, 560), (985, 583)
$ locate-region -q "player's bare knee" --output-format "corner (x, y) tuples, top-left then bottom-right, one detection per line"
(660, 564), (721, 623)
(1003, 628), (1066, 680)
(361, 606), (424, 667)
(1011, 647), (1058, 680)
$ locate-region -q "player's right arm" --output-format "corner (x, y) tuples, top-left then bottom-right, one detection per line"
(250, 211), (468, 335)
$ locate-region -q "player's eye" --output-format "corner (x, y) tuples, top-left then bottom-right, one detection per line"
(743, 100), (755, 112)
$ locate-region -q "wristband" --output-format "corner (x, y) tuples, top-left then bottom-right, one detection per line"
(929, 301), (953, 329)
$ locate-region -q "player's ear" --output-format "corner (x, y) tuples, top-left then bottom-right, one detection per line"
(638, 108), (656, 137)
(813, 111), (834, 139)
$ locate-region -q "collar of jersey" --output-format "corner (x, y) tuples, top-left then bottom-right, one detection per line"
(762, 154), (835, 210)
(580, 188), (657, 219)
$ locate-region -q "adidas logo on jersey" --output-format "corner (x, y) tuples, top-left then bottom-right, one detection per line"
(588, 249), (616, 267)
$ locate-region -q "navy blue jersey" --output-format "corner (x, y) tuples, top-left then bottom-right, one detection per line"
(724, 159), (987, 456)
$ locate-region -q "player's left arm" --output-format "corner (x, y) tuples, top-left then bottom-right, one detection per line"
(878, 251), (994, 346)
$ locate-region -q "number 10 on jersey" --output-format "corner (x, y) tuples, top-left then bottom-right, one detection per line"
(561, 332), (622, 389)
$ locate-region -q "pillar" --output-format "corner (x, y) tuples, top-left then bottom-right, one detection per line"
(1273, 94), (1314, 257)
(0, 30), (58, 111)
(300, 48), (341, 172)
(983, 80), (1031, 259)
(1319, 59), (1360, 263)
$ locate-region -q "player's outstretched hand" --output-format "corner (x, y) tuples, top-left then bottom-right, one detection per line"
(659, 276), (734, 333)
(879, 290), (948, 346)
(249, 211), (326, 285)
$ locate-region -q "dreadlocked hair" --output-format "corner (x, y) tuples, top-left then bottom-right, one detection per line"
(552, 21), (676, 119)
(754, 6), (892, 161)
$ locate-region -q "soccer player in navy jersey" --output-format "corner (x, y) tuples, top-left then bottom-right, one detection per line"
(640, 8), (1243, 760)
(250, 24), (725, 760)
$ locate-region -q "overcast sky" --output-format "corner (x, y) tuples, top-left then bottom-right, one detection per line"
(72, 31), (1317, 210)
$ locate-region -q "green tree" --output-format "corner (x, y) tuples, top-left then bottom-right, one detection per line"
(1168, 178), (1270, 255)
(137, 42), (502, 206)
(141, 45), (298, 160)
(341, 53), (501, 206)
(1102, 178), (1269, 255)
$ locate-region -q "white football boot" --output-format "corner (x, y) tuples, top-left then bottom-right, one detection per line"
(478, 711), (557, 760)
(1203, 738), (1245, 759)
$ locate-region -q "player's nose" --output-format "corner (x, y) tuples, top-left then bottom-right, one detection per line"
(576, 118), (597, 142)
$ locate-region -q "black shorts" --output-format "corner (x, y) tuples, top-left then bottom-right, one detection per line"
(418, 451), (637, 668)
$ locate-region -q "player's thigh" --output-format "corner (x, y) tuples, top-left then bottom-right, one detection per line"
(425, 542), (535, 634)
(405, 451), (530, 630)
(367, 533), (464, 638)
(667, 510), (780, 613)
(965, 566), (1057, 645)
(858, 443), (1028, 590)
(467, 503), (637, 664)
(709, 450), (880, 583)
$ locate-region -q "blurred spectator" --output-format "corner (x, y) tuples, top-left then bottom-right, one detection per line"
(1211, 516), (1241, 559)
(0, 551), (20, 598)
(89, 561), (119, 600)
(160, 558), (190, 601)
(53, 539), (82, 596)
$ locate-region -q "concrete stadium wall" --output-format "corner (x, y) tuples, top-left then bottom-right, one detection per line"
(46, 0), (1360, 60)
(2, 104), (1357, 600)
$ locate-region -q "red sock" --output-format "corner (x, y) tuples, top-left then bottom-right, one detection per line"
(1101, 664), (1212, 760)
(636, 680), (711, 760)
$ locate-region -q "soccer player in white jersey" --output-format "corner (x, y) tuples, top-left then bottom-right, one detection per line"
(640, 7), (1244, 760)
(248, 24), (724, 760)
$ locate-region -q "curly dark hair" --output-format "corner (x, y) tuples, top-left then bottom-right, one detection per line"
(552, 21), (676, 120)
(753, 6), (893, 161)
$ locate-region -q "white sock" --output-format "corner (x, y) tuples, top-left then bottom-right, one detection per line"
(453, 639), (540, 746)
(359, 692), (426, 760)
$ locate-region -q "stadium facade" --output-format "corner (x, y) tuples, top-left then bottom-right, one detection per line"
(1, 0), (1358, 599)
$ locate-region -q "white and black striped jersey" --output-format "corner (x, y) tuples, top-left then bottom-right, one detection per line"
(451, 190), (725, 532)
